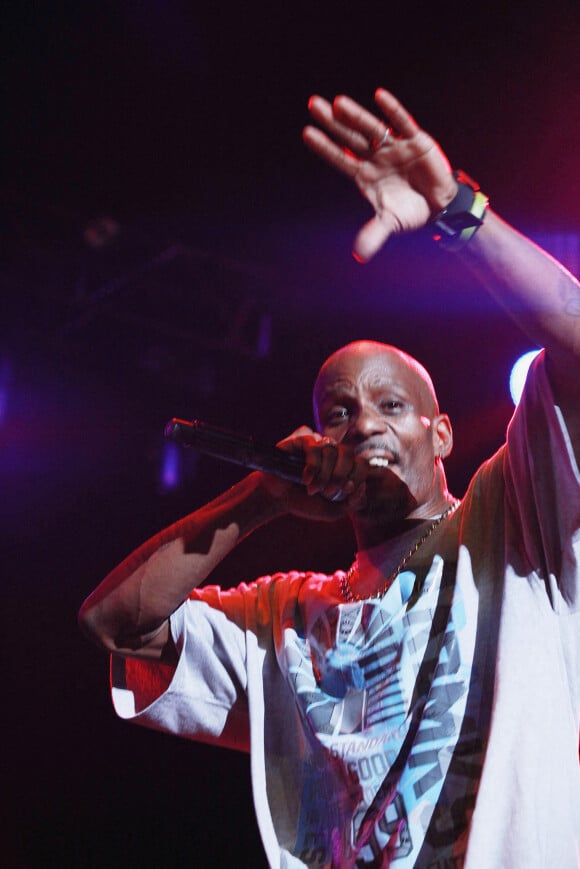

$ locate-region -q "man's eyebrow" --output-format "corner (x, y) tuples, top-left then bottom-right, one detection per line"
(370, 382), (411, 397)
(317, 382), (356, 400)
(317, 377), (415, 403)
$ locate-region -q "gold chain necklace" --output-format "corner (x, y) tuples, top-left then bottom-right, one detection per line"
(340, 500), (460, 602)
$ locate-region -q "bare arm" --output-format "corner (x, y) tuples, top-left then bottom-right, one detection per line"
(78, 430), (367, 662)
(304, 88), (580, 453)
(459, 211), (580, 453)
(78, 473), (282, 663)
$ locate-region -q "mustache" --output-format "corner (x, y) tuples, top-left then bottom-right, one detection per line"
(354, 437), (400, 463)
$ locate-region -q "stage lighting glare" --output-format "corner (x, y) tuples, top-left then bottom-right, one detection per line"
(509, 350), (541, 406)
(160, 440), (181, 493)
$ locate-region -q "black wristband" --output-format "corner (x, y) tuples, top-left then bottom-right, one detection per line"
(432, 170), (489, 251)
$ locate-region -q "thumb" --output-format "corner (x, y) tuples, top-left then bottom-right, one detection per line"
(353, 214), (395, 262)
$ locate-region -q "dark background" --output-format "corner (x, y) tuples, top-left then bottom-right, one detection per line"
(3, 2), (580, 866)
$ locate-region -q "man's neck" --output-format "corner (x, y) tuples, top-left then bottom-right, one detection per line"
(352, 495), (455, 550)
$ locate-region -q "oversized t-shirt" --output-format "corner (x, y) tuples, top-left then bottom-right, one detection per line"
(111, 354), (580, 868)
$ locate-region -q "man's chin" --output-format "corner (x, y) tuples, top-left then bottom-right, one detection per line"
(352, 474), (416, 521)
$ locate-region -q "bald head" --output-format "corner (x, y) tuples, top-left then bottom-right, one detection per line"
(313, 341), (439, 429)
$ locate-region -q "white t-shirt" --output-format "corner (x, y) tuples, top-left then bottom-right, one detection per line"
(111, 354), (580, 868)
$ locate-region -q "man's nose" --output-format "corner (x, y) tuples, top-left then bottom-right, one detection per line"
(348, 407), (386, 440)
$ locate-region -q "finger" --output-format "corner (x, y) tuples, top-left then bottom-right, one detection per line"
(374, 89), (420, 139)
(314, 444), (369, 502)
(276, 425), (316, 451)
(302, 126), (360, 179)
(345, 480), (368, 512)
(332, 95), (391, 147)
(307, 95), (370, 155)
(353, 215), (395, 263)
(318, 448), (359, 500)
(303, 438), (339, 492)
(304, 440), (361, 500)
(338, 460), (370, 510)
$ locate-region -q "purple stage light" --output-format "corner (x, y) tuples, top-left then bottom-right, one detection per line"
(160, 440), (181, 493)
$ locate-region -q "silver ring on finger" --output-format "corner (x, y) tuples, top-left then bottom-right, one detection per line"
(371, 127), (393, 151)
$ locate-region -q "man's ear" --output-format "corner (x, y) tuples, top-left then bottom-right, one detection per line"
(432, 414), (453, 459)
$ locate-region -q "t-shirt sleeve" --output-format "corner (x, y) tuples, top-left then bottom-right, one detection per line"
(110, 583), (258, 751)
(504, 350), (580, 610)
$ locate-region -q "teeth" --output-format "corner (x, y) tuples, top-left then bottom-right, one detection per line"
(368, 456), (390, 468)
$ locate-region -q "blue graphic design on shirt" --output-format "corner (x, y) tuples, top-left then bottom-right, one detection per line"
(283, 557), (478, 867)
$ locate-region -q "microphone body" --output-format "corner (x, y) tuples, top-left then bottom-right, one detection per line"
(164, 418), (305, 484)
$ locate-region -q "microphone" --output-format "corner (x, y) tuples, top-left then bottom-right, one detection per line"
(164, 418), (305, 484)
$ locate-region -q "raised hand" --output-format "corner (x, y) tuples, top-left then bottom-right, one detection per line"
(303, 89), (457, 261)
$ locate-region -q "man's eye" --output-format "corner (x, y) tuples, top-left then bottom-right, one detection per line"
(325, 407), (350, 424)
(380, 400), (404, 412)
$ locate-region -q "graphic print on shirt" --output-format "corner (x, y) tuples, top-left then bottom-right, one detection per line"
(283, 559), (480, 867)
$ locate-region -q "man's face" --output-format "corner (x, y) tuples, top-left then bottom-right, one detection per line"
(313, 344), (451, 516)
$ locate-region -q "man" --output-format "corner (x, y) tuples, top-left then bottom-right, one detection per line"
(79, 90), (580, 867)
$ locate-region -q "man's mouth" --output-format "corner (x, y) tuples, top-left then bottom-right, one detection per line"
(354, 443), (398, 467)
(368, 456), (391, 468)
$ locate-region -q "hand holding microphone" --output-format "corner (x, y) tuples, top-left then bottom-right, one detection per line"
(164, 418), (370, 505)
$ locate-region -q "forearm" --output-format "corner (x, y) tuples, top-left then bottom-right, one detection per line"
(78, 472), (283, 658)
(456, 209), (580, 459)
(458, 210), (580, 373)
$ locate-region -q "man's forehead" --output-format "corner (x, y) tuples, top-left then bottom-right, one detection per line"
(313, 342), (438, 413)
(316, 365), (409, 396)
(316, 346), (416, 390)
